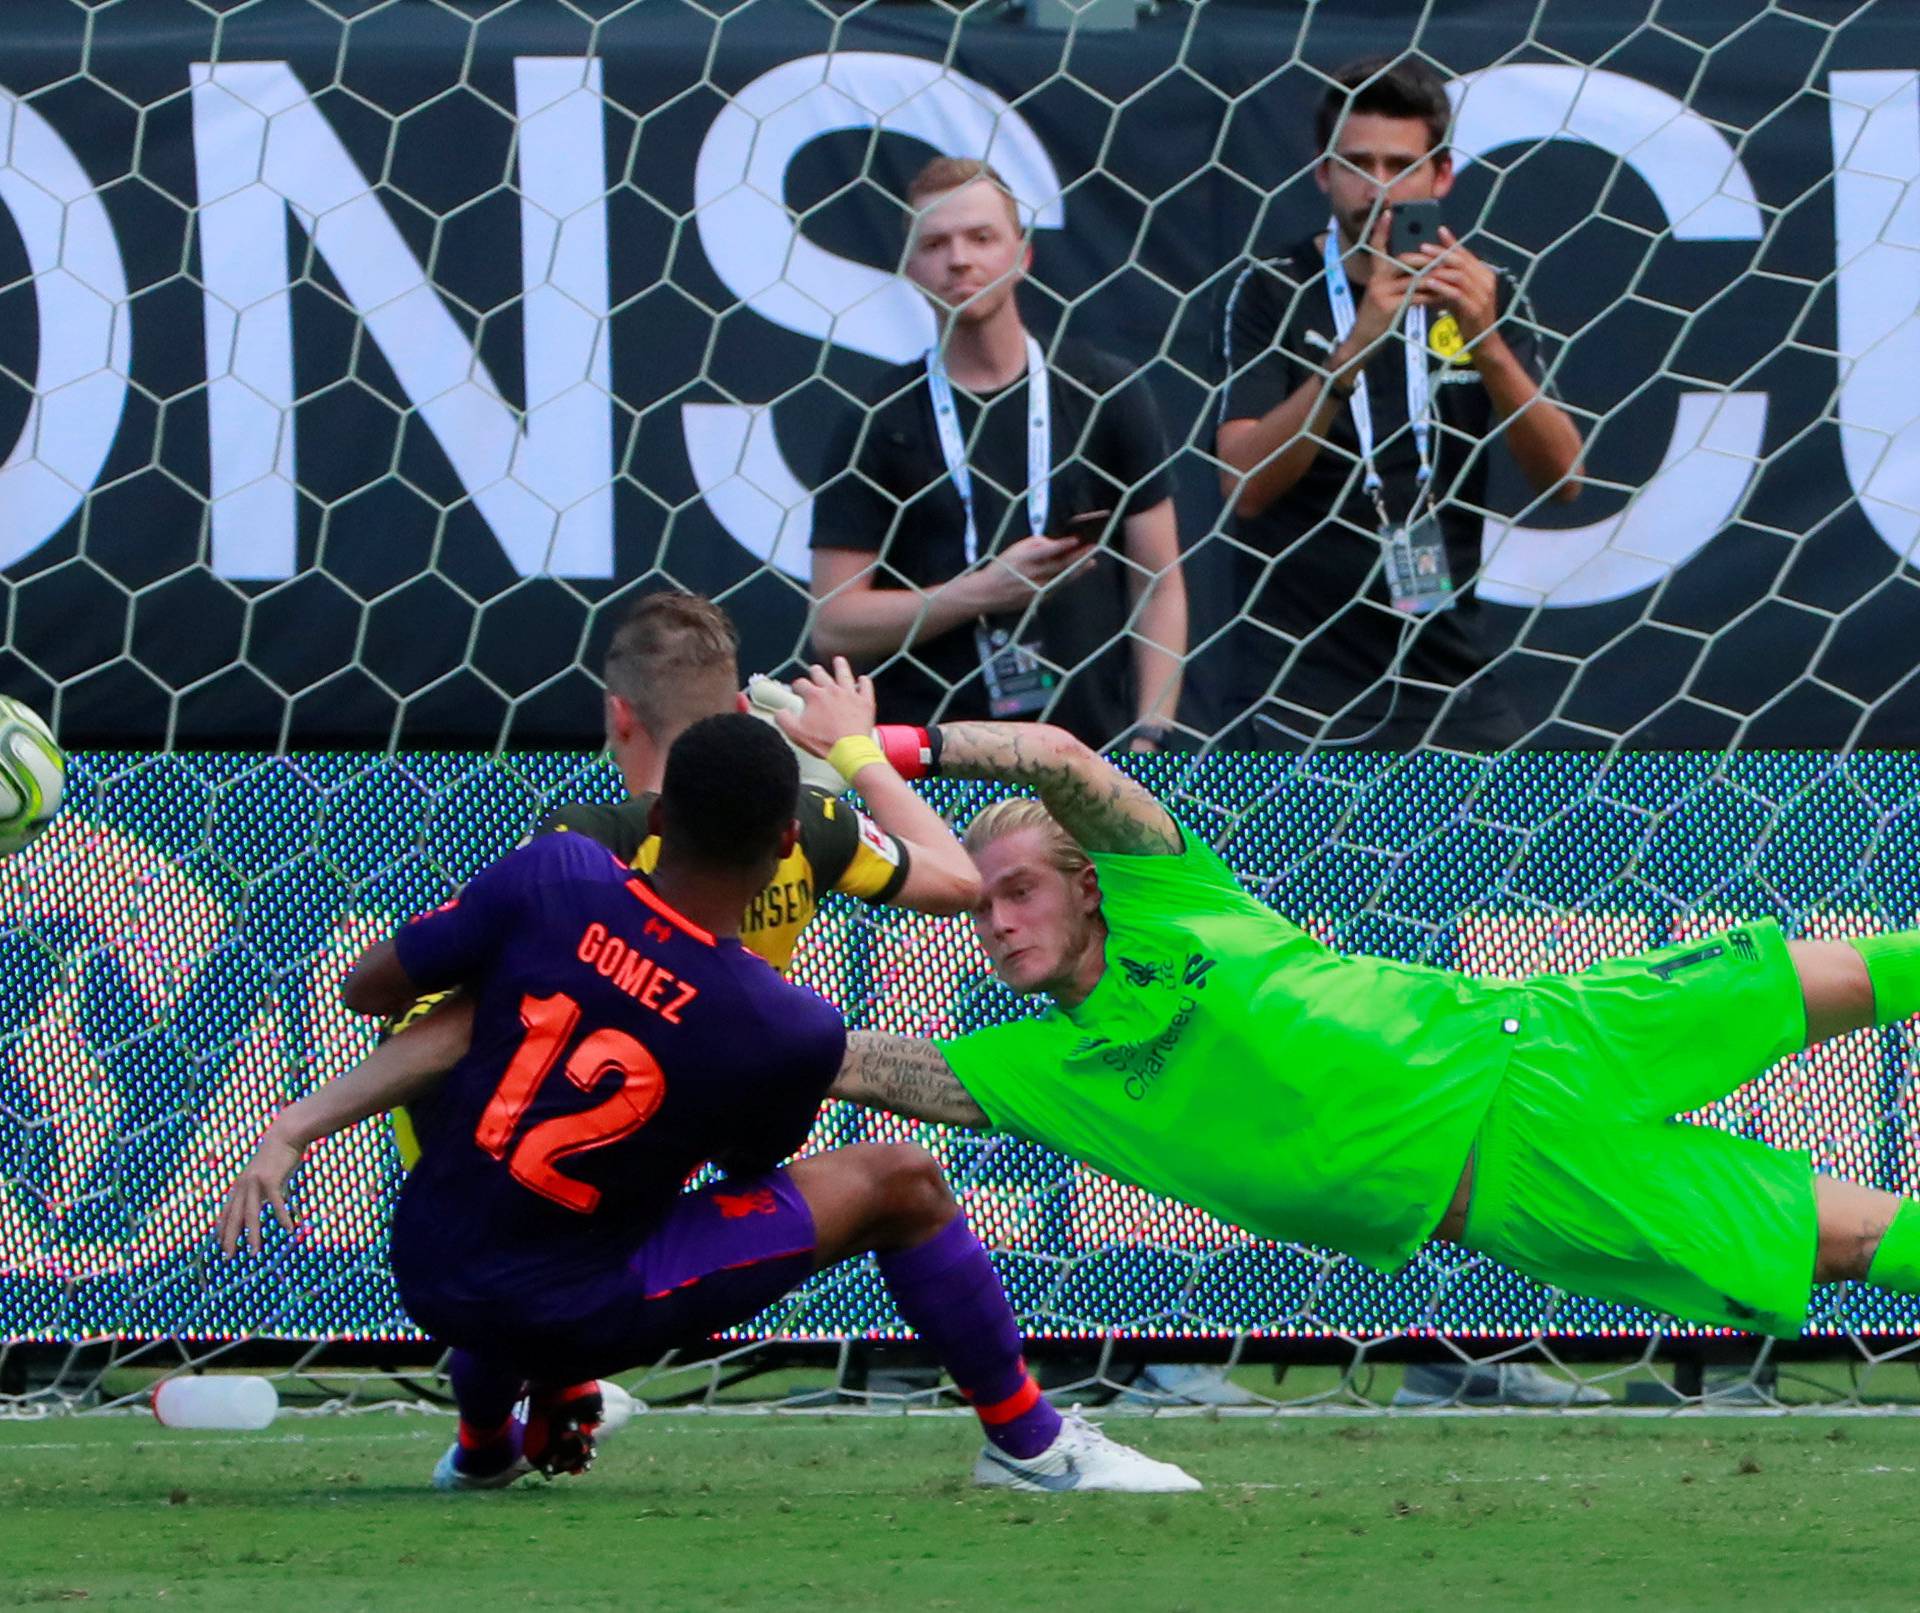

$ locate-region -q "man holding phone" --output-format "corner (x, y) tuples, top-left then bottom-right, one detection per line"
(810, 157), (1188, 753)
(1216, 55), (1585, 751)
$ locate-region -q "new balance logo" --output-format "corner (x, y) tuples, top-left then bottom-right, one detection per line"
(712, 1188), (779, 1219)
(1182, 953), (1216, 989)
(1071, 1035), (1112, 1058)
(1648, 929), (1758, 980)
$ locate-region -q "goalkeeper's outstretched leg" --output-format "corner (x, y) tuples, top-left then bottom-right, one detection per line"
(1453, 926), (1920, 1336)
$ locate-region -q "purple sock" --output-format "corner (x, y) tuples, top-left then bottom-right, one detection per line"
(449, 1349), (526, 1474)
(877, 1215), (1062, 1460)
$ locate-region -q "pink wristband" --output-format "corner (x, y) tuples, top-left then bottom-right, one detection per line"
(874, 724), (936, 780)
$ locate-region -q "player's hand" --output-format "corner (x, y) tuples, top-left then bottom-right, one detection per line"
(218, 1124), (303, 1256)
(1330, 261), (1416, 384)
(962, 535), (1098, 616)
(778, 657), (879, 762)
(1410, 228), (1498, 345)
(745, 674), (850, 796)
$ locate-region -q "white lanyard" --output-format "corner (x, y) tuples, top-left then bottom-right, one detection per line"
(1322, 222), (1431, 513)
(926, 333), (1051, 567)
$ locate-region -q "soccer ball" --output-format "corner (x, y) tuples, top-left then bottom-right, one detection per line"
(0, 696), (65, 856)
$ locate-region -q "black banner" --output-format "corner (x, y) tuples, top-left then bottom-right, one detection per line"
(1, 0), (1914, 747)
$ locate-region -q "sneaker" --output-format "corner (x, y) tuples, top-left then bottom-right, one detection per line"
(524, 1382), (604, 1477)
(431, 1441), (531, 1492)
(596, 1379), (638, 1437)
(1120, 1363), (1262, 1408)
(972, 1409), (1203, 1493)
(1393, 1361), (1610, 1408)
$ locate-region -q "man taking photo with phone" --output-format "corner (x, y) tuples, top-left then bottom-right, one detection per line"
(1216, 54), (1585, 751)
(810, 157), (1188, 754)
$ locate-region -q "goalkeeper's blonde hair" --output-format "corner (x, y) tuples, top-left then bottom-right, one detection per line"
(963, 797), (1091, 878)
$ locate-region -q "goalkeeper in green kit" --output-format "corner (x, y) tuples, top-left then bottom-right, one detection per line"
(798, 687), (1920, 1337)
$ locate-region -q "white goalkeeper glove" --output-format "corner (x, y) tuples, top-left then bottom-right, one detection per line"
(744, 674), (851, 797)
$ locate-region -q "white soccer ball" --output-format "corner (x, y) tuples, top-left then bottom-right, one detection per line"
(0, 696), (65, 856)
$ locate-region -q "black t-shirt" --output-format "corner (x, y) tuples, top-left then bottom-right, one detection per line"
(811, 338), (1173, 748)
(1219, 237), (1553, 747)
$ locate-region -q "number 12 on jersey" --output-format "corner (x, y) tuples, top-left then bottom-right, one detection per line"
(475, 991), (667, 1212)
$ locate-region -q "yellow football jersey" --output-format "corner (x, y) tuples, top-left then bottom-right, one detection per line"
(389, 787), (910, 1167)
(541, 786), (908, 973)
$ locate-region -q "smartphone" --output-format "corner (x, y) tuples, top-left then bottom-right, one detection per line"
(1052, 508), (1113, 541)
(1387, 200), (1443, 261)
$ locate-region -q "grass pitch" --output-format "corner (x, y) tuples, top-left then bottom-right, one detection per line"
(4, 1409), (1917, 1612)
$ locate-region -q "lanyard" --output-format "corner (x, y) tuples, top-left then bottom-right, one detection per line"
(926, 333), (1051, 567)
(1322, 222), (1431, 516)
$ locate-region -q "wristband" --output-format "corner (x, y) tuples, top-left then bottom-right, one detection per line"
(873, 723), (942, 780)
(827, 734), (888, 784)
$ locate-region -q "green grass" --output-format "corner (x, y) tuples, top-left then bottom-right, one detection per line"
(5, 1410), (1920, 1612)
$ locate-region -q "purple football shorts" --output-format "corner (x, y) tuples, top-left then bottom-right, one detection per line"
(400, 1171), (817, 1382)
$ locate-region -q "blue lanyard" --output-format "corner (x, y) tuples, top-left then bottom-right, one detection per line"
(925, 333), (1051, 567)
(1322, 222), (1432, 512)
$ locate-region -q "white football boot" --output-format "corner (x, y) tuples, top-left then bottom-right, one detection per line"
(596, 1379), (638, 1437)
(972, 1408), (1202, 1494)
(431, 1441), (531, 1492)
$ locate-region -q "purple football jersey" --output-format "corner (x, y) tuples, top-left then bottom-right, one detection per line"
(386, 833), (845, 1297)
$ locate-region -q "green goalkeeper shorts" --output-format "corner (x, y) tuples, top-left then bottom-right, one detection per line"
(1462, 920), (1819, 1338)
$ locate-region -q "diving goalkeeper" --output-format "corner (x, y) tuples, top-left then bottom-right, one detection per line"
(816, 714), (1920, 1336)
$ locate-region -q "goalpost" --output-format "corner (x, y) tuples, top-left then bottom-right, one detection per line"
(3, 1), (1920, 1417)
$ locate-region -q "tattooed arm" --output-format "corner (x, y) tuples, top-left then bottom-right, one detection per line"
(936, 721), (1182, 856)
(832, 1031), (989, 1127)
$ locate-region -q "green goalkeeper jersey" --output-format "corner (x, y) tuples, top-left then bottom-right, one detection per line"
(937, 831), (1526, 1272)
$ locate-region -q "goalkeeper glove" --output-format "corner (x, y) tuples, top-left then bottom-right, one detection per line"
(745, 675), (944, 792)
(744, 675), (852, 797)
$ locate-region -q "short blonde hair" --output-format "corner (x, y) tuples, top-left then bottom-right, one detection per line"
(905, 156), (1021, 234)
(602, 592), (739, 741)
(963, 797), (1091, 878)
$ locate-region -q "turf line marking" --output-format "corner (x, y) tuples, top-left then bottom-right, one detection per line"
(0, 1426), (441, 1454)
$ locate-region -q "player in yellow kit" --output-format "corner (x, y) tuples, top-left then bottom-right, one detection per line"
(391, 593), (976, 1165)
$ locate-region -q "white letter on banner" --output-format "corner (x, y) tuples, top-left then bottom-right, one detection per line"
(1447, 65), (1768, 607)
(190, 58), (613, 580)
(1830, 71), (1920, 568)
(686, 52), (1063, 579)
(0, 91), (130, 572)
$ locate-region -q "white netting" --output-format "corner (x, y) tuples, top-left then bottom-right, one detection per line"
(3, 2), (1920, 1417)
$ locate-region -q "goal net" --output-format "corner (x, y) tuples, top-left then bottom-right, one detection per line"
(4, 0), (1920, 1417)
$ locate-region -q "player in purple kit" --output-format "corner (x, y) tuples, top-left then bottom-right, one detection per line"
(220, 714), (1196, 1495)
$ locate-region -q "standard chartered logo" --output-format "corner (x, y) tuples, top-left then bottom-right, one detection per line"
(1107, 997), (1200, 1103)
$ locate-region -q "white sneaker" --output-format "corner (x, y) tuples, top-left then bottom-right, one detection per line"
(431, 1441), (531, 1492)
(597, 1379), (638, 1436)
(1121, 1363), (1262, 1408)
(1393, 1361), (1610, 1408)
(972, 1409), (1202, 1493)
